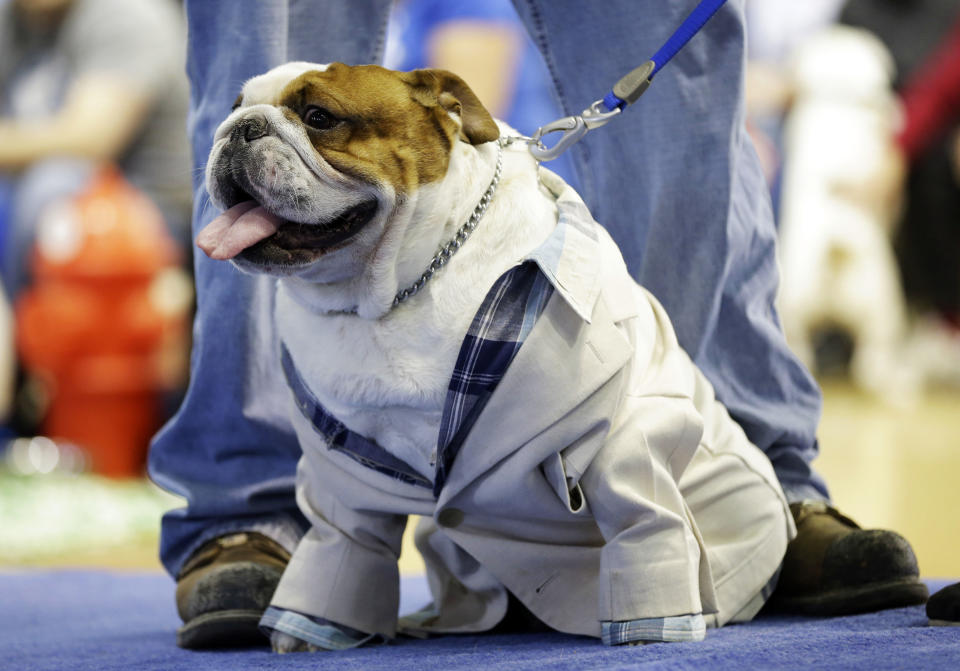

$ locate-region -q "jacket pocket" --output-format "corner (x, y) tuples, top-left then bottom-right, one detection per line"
(541, 452), (588, 515)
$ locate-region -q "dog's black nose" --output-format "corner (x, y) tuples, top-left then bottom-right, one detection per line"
(232, 114), (268, 142)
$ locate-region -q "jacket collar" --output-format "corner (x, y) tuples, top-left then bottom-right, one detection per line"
(522, 168), (603, 324)
(436, 281), (634, 509)
(434, 169), (643, 506)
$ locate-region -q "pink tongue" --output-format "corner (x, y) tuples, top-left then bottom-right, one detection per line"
(196, 201), (284, 260)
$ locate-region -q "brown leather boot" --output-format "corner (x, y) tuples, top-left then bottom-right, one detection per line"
(770, 501), (928, 615)
(175, 531), (291, 649)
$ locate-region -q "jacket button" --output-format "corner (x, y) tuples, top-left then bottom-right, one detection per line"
(437, 508), (464, 528)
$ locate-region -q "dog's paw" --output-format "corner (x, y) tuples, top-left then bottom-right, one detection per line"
(270, 630), (327, 653)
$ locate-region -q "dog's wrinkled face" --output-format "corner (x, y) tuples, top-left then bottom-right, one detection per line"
(199, 62), (499, 282)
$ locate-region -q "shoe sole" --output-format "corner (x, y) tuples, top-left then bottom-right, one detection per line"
(772, 579), (929, 616)
(176, 609), (267, 649)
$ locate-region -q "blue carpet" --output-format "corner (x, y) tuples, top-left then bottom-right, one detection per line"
(1, 570), (957, 671)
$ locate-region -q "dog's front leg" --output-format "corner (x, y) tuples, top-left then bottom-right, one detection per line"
(263, 465), (410, 651)
(270, 630), (329, 654)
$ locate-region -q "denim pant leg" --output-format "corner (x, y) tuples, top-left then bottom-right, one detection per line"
(148, 0), (393, 577)
(511, 0), (828, 502)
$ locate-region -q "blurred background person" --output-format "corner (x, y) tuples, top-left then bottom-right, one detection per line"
(0, 0), (192, 469)
(0, 0), (191, 297)
(893, 12), (960, 324)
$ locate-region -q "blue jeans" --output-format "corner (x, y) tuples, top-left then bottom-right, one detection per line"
(149, 0), (827, 577)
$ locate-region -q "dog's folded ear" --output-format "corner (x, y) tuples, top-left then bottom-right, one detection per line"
(404, 69), (500, 145)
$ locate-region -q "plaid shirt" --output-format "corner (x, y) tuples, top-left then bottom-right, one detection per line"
(274, 172), (711, 646)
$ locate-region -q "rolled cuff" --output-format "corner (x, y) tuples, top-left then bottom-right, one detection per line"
(270, 525), (401, 636)
(602, 613), (705, 645)
(259, 606), (376, 650)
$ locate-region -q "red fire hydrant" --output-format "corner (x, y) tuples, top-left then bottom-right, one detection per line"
(15, 166), (191, 477)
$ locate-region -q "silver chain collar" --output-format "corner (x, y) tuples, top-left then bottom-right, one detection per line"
(392, 142), (503, 307)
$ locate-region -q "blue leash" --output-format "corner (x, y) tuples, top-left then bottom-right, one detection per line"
(527, 0), (728, 161)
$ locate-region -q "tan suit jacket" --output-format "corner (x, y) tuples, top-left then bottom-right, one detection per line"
(271, 174), (795, 639)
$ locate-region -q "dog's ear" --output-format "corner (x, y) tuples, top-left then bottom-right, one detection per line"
(404, 68), (500, 145)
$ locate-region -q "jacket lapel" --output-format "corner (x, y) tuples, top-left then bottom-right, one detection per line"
(436, 287), (634, 507)
(436, 172), (643, 506)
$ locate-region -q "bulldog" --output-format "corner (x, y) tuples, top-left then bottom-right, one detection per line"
(198, 62), (794, 652)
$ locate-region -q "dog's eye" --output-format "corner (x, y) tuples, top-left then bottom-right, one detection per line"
(303, 106), (339, 130)
(231, 94), (243, 111)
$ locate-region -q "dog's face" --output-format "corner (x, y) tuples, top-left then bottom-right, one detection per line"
(199, 62), (499, 293)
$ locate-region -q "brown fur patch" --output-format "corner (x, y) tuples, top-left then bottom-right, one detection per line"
(276, 63), (499, 194)
(401, 69), (500, 145)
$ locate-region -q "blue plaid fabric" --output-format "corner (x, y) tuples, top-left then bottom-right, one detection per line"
(433, 262), (553, 496)
(259, 606), (377, 650)
(602, 613), (706, 646)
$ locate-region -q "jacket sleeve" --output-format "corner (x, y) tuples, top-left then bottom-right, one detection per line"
(268, 453), (408, 638)
(578, 292), (716, 630)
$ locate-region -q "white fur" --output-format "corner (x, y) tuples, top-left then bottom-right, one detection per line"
(242, 62), (331, 106)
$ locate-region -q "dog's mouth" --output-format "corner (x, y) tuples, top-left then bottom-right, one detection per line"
(196, 197), (379, 266)
(243, 198), (379, 263)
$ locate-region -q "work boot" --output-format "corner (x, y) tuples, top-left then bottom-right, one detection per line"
(175, 531), (291, 649)
(927, 582), (960, 625)
(769, 501), (928, 615)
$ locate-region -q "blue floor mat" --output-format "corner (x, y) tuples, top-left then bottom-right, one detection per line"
(2, 570), (957, 671)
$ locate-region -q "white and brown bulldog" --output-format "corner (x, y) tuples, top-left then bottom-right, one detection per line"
(197, 62), (792, 652)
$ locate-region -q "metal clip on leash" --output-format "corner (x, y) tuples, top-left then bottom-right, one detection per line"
(529, 61), (654, 161)
(526, 0), (727, 162)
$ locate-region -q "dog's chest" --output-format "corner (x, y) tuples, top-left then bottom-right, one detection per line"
(276, 285), (473, 477)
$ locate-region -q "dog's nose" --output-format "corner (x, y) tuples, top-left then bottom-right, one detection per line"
(232, 114), (268, 143)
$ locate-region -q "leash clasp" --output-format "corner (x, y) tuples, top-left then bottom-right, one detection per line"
(529, 101), (621, 162)
(529, 115), (587, 162)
